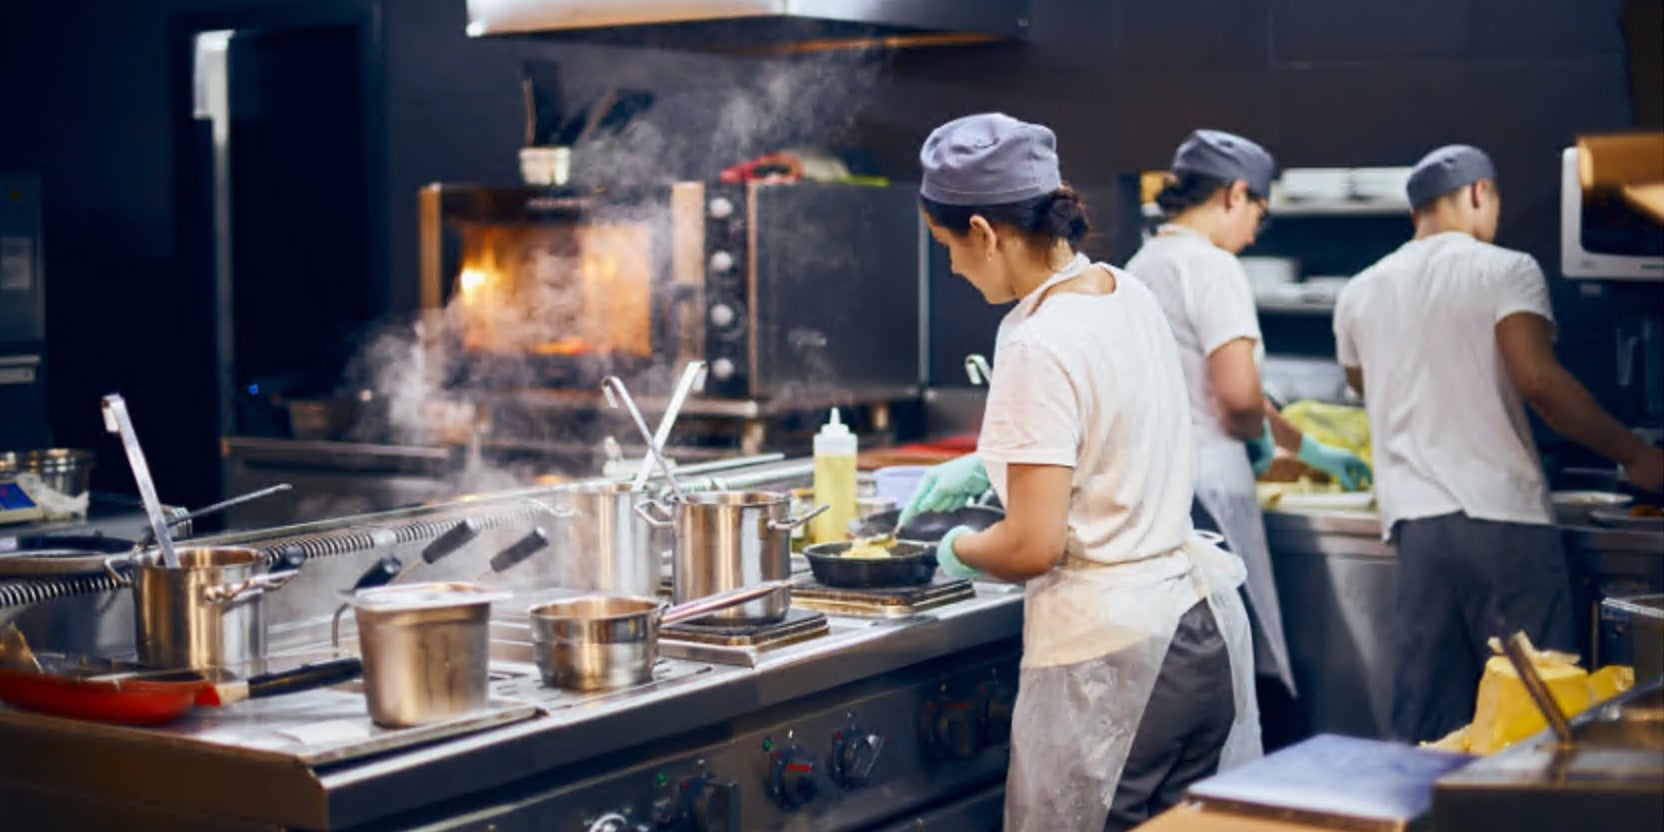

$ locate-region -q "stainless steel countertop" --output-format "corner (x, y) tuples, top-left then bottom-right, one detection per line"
(0, 583), (1024, 830)
(1262, 508), (1664, 556)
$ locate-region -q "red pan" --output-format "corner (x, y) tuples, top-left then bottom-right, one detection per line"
(0, 656), (362, 725)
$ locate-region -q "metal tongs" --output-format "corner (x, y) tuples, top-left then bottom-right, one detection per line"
(602, 375), (687, 503)
(100, 394), (179, 569)
(630, 361), (708, 491)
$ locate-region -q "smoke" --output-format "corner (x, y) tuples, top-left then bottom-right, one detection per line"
(329, 47), (889, 500)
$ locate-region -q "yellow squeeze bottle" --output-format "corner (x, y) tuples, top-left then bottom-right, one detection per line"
(810, 408), (858, 545)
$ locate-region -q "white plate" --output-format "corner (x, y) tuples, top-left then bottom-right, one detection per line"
(1260, 487), (1375, 512)
(1591, 506), (1664, 531)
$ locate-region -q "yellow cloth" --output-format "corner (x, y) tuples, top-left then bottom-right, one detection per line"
(1280, 400), (1373, 466)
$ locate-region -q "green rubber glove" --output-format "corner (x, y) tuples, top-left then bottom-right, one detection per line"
(935, 525), (985, 580)
(1246, 420), (1275, 477)
(1297, 434), (1373, 490)
(898, 454), (991, 526)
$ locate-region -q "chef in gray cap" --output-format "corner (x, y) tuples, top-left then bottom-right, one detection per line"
(901, 113), (1260, 831)
(1127, 129), (1371, 715)
(1335, 144), (1664, 743)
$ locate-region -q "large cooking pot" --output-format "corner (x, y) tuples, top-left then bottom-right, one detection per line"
(643, 491), (824, 623)
(543, 481), (664, 598)
(528, 580), (789, 692)
(112, 546), (300, 673)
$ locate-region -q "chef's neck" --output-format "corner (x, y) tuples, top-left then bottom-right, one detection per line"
(1165, 206), (1238, 252)
(1009, 238), (1080, 297)
(1412, 209), (1482, 241)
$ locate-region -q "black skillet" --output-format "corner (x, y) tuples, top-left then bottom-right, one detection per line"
(801, 540), (938, 588)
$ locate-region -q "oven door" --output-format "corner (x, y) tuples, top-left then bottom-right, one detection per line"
(418, 184), (702, 390)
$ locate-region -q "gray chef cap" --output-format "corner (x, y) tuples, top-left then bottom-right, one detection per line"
(1171, 129), (1277, 199)
(920, 113), (1062, 206)
(1406, 145), (1496, 209)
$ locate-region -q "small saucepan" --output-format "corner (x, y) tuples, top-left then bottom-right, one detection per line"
(801, 539), (938, 589)
(528, 580), (790, 692)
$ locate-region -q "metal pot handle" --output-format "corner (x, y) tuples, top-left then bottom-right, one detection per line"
(633, 499), (677, 529)
(768, 503), (829, 532)
(102, 556), (135, 587)
(201, 570), (299, 605)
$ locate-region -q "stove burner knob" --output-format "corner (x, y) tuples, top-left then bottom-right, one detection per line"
(709, 358), (736, 381)
(922, 696), (983, 759)
(649, 797), (679, 827)
(680, 776), (739, 832)
(708, 250), (735, 273)
(982, 681), (1016, 744)
(708, 197), (734, 219)
(831, 730), (885, 789)
(708, 303), (737, 328)
(768, 745), (819, 809)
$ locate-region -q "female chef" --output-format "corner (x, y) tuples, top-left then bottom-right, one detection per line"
(1125, 129), (1371, 706)
(901, 113), (1261, 831)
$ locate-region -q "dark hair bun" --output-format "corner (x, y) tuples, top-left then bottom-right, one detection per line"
(1154, 172), (1230, 217)
(1045, 185), (1090, 246)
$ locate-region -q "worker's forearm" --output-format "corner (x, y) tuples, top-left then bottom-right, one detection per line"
(1265, 397), (1303, 452)
(1220, 407), (1264, 441)
(1527, 367), (1650, 466)
(952, 521), (1058, 582)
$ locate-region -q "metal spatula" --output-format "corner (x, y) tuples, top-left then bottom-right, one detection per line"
(101, 394), (179, 569)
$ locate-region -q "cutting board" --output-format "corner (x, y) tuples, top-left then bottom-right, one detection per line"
(1185, 734), (1474, 831)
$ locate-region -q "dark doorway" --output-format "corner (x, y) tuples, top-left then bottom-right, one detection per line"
(176, 12), (375, 508)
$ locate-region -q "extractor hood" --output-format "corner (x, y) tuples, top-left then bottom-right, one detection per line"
(464, 0), (1031, 52)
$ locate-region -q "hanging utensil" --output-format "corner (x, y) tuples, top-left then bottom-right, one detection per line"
(100, 394), (179, 569)
(136, 484), (294, 548)
(601, 376), (686, 502)
(632, 361), (708, 491)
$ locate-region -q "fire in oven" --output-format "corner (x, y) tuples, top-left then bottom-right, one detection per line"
(418, 181), (926, 400)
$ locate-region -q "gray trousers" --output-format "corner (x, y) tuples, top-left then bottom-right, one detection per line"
(1104, 600), (1236, 832)
(1390, 511), (1576, 743)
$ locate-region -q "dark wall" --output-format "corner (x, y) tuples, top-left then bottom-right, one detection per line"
(1, 0), (1655, 503)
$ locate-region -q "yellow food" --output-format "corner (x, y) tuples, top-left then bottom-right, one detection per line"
(1469, 653), (1591, 755)
(842, 543), (893, 559)
(1589, 664), (1636, 702)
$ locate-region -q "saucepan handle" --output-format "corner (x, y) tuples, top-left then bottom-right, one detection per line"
(633, 499), (677, 529)
(660, 579), (795, 626)
(103, 555), (136, 587)
(768, 503), (829, 532)
(201, 570), (299, 605)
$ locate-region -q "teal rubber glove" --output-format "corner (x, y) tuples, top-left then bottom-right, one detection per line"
(1246, 420), (1275, 477)
(935, 525), (984, 580)
(1296, 434), (1373, 490)
(898, 453), (991, 526)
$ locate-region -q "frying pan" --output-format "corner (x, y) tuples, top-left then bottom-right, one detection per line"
(801, 540), (938, 589)
(850, 506), (1004, 543)
(0, 655), (363, 725)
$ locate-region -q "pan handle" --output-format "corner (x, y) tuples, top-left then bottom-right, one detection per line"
(102, 556), (136, 587)
(660, 579), (794, 626)
(246, 657), (363, 700)
(633, 499), (676, 529)
(201, 570), (299, 605)
(768, 503), (829, 532)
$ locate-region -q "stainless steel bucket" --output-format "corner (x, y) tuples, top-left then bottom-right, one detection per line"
(126, 546), (294, 673)
(350, 582), (507, 728)
(658, 491), (823, 623)
(544, 481), (664, 597)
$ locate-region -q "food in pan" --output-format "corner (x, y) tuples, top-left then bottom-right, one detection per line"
(842, 542), (894, 559)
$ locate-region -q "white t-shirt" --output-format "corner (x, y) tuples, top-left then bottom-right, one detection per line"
(979, 254), (1196, 565)
(1334, 231), (1556, 535)
(1125, 226), (1266, 452)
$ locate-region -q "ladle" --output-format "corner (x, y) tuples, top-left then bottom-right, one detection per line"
(631, 361), (708, 491)
(100, 395), (179, 569)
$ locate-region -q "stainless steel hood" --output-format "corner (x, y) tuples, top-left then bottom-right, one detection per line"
(465, 0), (1031, 51)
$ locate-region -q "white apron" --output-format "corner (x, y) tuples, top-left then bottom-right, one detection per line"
(1194, 441), (1297, 693)
(1004, 533), (1262, 830)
